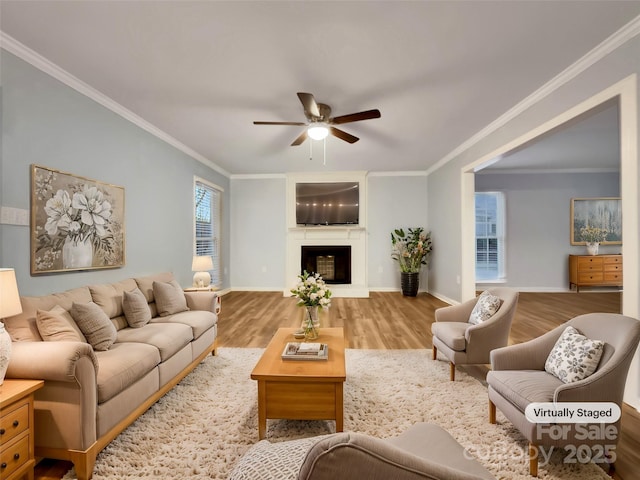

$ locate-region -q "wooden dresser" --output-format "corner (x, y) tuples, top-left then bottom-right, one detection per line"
(0, 379), (44, 480)
(569, 254), (623, 292)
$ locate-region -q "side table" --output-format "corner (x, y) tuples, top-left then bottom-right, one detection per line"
(0, 379), (44, 480)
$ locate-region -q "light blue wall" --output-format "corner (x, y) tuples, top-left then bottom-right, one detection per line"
(229, 173), (429, 291)
(0, 52), (230, 295)
(428, 35), (640, 304)
(230, 177), (287, 289)
(475, 172), (620, 290)
(367, 174), (429, 290)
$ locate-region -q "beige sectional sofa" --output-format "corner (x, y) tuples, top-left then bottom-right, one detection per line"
(4, 272), (218, 480)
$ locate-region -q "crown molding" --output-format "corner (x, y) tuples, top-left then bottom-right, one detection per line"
(426, 15), (640, 176)
(367, 170), (428, 177)
(0, 31), (231, 178)
(476, 167), (620, 175)
(230, 173), (287, 180)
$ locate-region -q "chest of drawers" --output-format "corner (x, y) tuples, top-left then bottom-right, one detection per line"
(569, 254), (623, 292)
(0, 380), (44, 480)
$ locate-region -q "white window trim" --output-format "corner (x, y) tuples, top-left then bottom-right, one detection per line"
(475, 191), (506, 282)
(194, 176), (223, 286)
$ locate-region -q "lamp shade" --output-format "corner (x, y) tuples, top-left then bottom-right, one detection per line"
(0, 268), (22, 318)
(192, 255), (214, 272)
(308, 125), (329, 140)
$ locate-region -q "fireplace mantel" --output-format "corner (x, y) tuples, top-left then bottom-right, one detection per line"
(285, 172), (369, 298)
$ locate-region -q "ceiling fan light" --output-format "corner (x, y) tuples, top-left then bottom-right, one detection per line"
(308, 125), (329, 140)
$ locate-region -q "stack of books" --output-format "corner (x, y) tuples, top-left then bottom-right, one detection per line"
(281, 342), (329, 361)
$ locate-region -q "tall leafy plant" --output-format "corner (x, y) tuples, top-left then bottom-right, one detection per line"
(391, 227), (433, 273)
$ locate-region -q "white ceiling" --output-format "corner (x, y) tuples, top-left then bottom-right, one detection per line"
(1, 1), (639, 176)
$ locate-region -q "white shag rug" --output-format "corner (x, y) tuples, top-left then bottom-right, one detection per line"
(62, 348), (610, 480)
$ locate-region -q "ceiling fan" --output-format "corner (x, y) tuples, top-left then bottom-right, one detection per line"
(254, 92), (381, 146)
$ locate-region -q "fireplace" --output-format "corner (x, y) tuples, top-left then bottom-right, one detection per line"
(301, 246), (351, 284)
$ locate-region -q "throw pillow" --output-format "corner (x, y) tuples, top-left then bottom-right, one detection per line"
(468, 291), (501, 325)
(70, 302), (118, 351)
(153, 280), (189, 317)
(122, 288), (152, 328)
(36, 305), (87, 343)
(545, 326), (604, 384)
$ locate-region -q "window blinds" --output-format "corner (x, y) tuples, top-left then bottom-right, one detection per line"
(195, 180), (221, 285)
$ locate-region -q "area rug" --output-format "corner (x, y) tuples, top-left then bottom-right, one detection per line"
(62, 348), (610, 480)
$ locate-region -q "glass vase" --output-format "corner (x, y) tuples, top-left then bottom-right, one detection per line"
(302, 305), (320, 340)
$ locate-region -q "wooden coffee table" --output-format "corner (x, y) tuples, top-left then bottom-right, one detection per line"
(251, 327), (346, 439)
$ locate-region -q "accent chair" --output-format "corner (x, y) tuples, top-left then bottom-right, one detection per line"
(486, 313), (640, 476)
(431, 287), (519, 380)
(228, 423), (496, 480)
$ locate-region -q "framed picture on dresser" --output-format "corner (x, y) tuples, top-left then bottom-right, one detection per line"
(570, 197), (622, 245)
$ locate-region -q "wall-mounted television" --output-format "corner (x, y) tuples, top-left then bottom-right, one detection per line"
(296, 182), (359, 225)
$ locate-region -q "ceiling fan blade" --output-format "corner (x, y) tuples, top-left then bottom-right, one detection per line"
(330, 126), (359, 144)
(291, 130), (308, 146)
(254, 121), (306, 126)
(331, 109), (381, 125)
(297, 92), (320, 118)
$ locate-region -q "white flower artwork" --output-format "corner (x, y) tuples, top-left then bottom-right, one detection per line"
(31, 165), (125, 273)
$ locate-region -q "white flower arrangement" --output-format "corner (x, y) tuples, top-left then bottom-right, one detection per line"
(44, 186), (112, 245)
(290, 271), (332, 308)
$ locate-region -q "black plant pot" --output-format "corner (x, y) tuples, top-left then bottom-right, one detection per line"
(400, 272), (419, 297)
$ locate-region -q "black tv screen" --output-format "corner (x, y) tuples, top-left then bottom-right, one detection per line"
(296, 182), (359, 225)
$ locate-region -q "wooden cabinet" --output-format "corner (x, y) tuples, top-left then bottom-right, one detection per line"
(569, 254), (623, 292)
(0, 380), (44, 480)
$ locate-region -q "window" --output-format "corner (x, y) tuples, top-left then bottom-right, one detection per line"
(194, 178), (222, 286)
(475, 192), (505, 282)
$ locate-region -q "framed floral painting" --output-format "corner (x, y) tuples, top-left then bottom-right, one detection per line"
(31, 165), (125, 274)
(570, 197), (622, 245)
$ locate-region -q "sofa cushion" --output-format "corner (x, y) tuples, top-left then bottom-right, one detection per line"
(71, 302), (118, 351)
(468, 291), (501, 325)
(116, 323), (193, 362)
(545, 325), (604, 383)
(89, 279), (138, 319)
(431, 322), (468, 351)
(153, 280), (189, 317)
(134, 272), (175, 303)
(94, 342), (161, 403)
(122, 288), (152, 328)
(486, 370), (562, 412)
(150, 310), (217, 339)
(6, 286), (92, 342)
(36, 305), (87, 343)
(228, 436), (327, 480)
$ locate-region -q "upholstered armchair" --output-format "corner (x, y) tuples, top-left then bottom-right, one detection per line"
(228, 423), (495, 480)
(487, 313), (640, 476)
(432, 287), (519, 380)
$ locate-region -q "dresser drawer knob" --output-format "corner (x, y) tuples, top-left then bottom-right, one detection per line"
(1, 462), (6, 469)
(0, 428), (5, 435)
(13, 453), (20, 460)
(13, 420), (19, 427)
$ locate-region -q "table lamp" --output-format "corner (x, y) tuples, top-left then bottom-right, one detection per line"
(191, 255), (214, 288)
(1, 268), (22, 384)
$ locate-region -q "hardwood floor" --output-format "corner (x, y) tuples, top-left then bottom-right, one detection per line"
(36, 290), (636, 479)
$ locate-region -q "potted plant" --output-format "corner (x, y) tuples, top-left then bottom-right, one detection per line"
(580, 226), (608, 255)
(391, 227), (433, 296)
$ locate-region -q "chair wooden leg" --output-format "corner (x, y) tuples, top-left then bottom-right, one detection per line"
(489, 399), (496, 424)
(449, 362), (455, 381)
(432, 345), (437, 360)
(529, 443), (538, 477)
